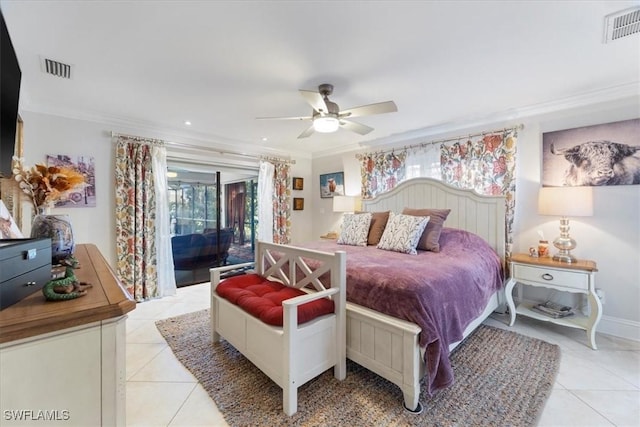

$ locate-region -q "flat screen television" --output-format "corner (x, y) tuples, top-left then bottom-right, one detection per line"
(0, 8), (21, 178)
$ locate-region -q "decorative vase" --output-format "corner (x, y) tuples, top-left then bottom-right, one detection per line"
(31, 206), (75, 263)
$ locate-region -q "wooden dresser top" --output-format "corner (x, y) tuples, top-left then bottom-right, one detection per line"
(0, 244), (136, 344)
(511, 252), (598, 272)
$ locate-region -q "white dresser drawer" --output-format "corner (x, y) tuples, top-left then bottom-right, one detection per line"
(513, 264), (589, 291)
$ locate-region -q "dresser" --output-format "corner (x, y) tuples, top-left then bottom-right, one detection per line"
(505, 253), (601, 350)
(0, 244), (136, 426)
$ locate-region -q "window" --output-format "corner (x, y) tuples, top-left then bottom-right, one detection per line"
(169, 182), (219, 235)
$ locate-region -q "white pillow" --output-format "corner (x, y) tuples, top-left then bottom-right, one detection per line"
(337, 213), (372, 246)
(377, 212), (430, 254)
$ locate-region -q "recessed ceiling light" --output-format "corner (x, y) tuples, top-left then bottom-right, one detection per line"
(167, 171), (178, 178)
(261, 137), (268, 142)
(184, 121), (191, 126)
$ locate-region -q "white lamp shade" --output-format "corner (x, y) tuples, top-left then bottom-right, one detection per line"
(333, 195), (361, 213)
(313, 116), (339, 133)
(538, 186), (593, 217)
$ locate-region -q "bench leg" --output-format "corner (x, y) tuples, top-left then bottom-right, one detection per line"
(210, 299), (221, 342)
(333, 359), (346, 381)
(283, 384), (297, 416)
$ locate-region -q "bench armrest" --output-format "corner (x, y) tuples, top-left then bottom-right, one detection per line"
(210, 262), (255, 289)
(210, 262), (254, 274)
(281, 287), (339, 308)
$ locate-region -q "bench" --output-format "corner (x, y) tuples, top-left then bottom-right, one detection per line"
(210, 241), (346, 416)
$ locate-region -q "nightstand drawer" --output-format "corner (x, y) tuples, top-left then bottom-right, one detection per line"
(513, 264), (589, 291)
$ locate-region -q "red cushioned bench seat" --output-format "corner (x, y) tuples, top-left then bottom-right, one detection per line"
(216, 273), (335, 326)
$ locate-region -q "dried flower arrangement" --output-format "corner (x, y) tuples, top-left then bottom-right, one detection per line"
(12, 157), (85, 212)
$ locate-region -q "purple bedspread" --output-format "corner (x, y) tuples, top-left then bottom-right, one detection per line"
(297, 227), (503, 395)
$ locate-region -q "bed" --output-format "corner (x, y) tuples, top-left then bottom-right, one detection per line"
(300, 177), (506, 412)
(211, 177), (506, 413)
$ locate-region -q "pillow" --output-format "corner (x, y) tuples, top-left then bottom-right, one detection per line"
(402, 208), (451, 252)
(376, 212), (429, 254)
(337, 212), (372, 246)
(356, 210), (390, 245)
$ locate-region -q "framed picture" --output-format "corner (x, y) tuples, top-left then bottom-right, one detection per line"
(293, 177), (304, 190)
(46, 154), (96, 207)
(293, 198), (304, 210)
(542, 118), (640, 187)
(319, 172), (345, 198)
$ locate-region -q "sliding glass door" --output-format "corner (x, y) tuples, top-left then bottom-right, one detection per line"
(167, 168), (258, 287)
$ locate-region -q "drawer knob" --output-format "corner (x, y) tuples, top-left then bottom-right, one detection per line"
(23, 248), (37, 260)
(541, 273), (554, 281)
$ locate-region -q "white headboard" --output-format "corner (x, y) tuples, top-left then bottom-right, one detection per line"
(362, 177), (506, 263)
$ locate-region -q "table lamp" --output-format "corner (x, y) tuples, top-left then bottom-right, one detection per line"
(324, 195), (362, 238)
(332, 195), (361, 214)
(538, 186), (593, 263)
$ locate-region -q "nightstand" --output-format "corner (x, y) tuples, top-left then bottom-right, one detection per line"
(505, 253), (601, 350)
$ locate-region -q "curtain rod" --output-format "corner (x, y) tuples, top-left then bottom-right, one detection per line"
(166, 156), (260, 173)
(110, 131), (295, 165)
(356, 124), (524, 158)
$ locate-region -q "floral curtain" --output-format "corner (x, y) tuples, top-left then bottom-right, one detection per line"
(115, 136), (176, 301)
(273, 162), (291, 244)
(359, 150), (407, 199)
(440, 130), (518, 257)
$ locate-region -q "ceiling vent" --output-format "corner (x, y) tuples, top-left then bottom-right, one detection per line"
(603, 6), (640, 43)
(41, 57), (73, 79)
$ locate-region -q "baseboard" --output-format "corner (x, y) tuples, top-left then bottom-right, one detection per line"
(597, 315), (640, 343)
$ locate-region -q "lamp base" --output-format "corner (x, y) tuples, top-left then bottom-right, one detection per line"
(552, 251), (576, 263)
(553, 217), (577, 263)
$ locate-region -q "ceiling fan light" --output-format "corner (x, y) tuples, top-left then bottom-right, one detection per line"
(313, 116), (339, 133)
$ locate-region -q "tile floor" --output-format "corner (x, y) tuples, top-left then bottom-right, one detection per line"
(126, 282), (640, 426)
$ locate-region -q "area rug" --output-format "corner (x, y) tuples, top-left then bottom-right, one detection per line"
(156, 309), (560, 426)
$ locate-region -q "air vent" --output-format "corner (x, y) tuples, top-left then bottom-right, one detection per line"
(603, 7), (640, 43)
(41, 57), (72, 79)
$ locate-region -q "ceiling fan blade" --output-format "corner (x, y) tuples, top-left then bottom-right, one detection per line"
(340, 101), (397, 118)
(297, 124), (315, 139)
(299, 90), (329, 114)
(256, 115), (311, 121)
(340, 119), (374, 136)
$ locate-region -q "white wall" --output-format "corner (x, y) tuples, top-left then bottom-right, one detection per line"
(289, 158), (314, 244)
(311, 97), (640, 341)
(19, 111), (117, 265)
(312, 152), (361, 238)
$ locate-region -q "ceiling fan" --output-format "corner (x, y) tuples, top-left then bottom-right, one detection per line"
(258, 83), (397, 139)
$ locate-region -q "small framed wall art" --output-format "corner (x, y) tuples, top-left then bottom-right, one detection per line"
(319, 172), (345, 198)
(293, 177), (304, 190)
(293, 198), (304, 210)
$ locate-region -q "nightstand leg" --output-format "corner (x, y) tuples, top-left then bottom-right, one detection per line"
(586, 289), (603, 350)
(505, 278), (517, 327)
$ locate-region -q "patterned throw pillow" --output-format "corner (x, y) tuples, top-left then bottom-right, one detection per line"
(377, 212), (430, 254)
(337, 212), (372, 246)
